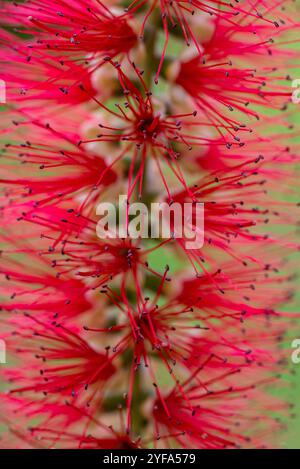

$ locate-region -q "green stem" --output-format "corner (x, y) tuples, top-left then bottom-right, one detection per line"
(143, 8), (160, 89)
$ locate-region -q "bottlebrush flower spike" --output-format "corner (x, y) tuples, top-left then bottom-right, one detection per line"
(0, 0), (299, 450)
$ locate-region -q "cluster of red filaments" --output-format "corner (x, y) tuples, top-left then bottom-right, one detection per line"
(0, 0), (299, 449)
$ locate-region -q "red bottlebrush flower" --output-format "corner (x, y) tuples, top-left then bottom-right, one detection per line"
(0, 1), (137, 111)
(0, 0), (299, 451)
(176, 256), (293, 321)
(0, 395), (88, 448)
(79, 60), (221, 201)
(0, 236), (92, 319)
(0, 30), (97, 107)
(82, 263), (292, 438)
(28, 430), (141, 449)
(126, 0), (286, 82)
(175, 55), (291, 141)
(49, 235), (141, 277)
(4, 314), (116, 400)
(152, 369), (287, 449)
(0, 118), (117, 213)
(168, 156), (299, 273)
(195, 134), (299, 173)
(2, 1), (137, 58)
(0, 394), (141, 449)
(200, 10), (297, 62)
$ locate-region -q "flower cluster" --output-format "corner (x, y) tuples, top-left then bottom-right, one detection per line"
(0, 0), (299, 449)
